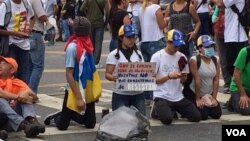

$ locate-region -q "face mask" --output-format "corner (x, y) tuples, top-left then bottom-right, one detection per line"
(204, 47), (215, 58)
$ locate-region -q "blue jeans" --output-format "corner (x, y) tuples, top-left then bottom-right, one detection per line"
(109, 38), (118, 52)
(91, 24), (105, 64)
(112, 92), (145, 115)
(29, 32), (46, 93)
(8, 44), (30, 84)
(0, 98), (36, 131)
(62, 19), (70, 41)
(140, 38), (166, 100)
(140, 38), (166, 62)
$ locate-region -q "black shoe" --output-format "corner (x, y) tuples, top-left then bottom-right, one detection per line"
(20, 120), (39, 138)
(56, 37), (63, 42)
(26, 117), (45, 133)
(44, 111), (61, 125)
(0, 130), (8, 140)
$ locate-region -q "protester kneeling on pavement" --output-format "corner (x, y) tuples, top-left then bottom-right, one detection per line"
(0, 56), (45, 138)
(183, 35), (222, 120)
(44, 17), (97, 130)
(227, 34), (250, 115)
(150, 29), (201, 125)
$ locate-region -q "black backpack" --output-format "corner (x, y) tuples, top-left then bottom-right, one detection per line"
(183, 54), (217, 89)
(231, 0), (250, 28)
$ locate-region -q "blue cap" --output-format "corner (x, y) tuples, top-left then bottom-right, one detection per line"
(118, 25), (136, 37)
(197, 35), (215, 47)
(167, 29), (185, 46)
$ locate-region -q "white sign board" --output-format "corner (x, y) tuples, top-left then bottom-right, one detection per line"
(116, 62), (157, 91)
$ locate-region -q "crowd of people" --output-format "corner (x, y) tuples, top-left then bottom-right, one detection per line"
(0, 0), (250, 140)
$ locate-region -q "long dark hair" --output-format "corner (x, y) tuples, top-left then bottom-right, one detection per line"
(109, 0), (123, 24)
(115, 36), (142, 62)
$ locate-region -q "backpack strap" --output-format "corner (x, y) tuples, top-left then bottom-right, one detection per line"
(196, 54), (202, 69)
(231, 4), (240, 15)
(3, 0), (11, 27)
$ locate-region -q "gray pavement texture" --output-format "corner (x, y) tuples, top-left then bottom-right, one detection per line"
(5, 31), (250, 141)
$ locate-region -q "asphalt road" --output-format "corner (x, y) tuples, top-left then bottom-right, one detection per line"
(6, 31), (250, 141)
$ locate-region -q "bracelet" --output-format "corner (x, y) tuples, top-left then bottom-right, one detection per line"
(168, 73), (171, 79)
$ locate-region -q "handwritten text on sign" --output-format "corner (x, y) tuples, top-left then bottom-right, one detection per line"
(116, 62), (156, 91)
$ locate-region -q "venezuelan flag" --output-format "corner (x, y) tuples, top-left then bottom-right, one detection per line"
(66, 50), (102, 114)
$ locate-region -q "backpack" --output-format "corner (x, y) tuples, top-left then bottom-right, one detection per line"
(231, 0), (250, 28)
(183, 54), (217, 89)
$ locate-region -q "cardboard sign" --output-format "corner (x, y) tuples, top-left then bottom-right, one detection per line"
(116, 62), (156, 91)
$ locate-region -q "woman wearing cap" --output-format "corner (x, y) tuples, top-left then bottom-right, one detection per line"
(105, 24), (146, 115)
(184, 35), (222, 120)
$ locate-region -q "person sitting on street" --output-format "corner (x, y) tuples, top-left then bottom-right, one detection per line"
(0, 56), (45, 138)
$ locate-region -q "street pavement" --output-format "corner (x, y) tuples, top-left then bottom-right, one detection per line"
(6, 31), (250, 141)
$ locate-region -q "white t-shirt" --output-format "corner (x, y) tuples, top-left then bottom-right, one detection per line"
(139, 4), (164, 42)
(106, 48), (144, 95)
(151, 49), (189, 102)
(223, 0), (248, 43)
(189, 56), (218, 97)
(0, 0), (34, 50)
(196, 0), (210, 13)
(28, 0), (46, 32)
(127, 2), (142, 16)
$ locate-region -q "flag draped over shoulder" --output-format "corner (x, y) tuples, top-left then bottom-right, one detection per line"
(64, 36), (102, 114)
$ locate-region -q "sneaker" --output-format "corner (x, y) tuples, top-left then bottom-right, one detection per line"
(44, 111), (61, 125)
(26, 117), (45, 133)
(95, 64), (103, 69)
(56, 37), (63, 42)
(0, 130), (8, 140)
(150, 102), (159, 119)
(20, 120), (39, 138)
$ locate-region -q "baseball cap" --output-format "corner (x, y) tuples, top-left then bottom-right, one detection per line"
(167, 29), (185, 46)
(197, 35), (215, 47)
(118, 25), (136, 37)
(0, 56), (18, 72)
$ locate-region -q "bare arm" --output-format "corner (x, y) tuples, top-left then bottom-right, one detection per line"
(123, 15), (131, 25)
(105, 64), (118, 81)
(155, 8), (166, 30)
(212, 59), (221, 99)
(233, 68), (250, 109)
(188, 4), (201, 41)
